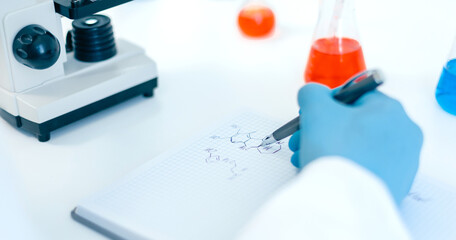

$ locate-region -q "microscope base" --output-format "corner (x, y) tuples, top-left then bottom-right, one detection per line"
(0, 78), (157, 142)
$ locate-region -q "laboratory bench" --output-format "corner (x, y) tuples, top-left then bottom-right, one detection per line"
(2, 0), (456, 239)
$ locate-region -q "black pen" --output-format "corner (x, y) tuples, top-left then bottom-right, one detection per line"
(260, 69), (384, 147)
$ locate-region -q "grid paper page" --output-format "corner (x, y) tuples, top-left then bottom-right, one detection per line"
(77, 112), (456, 240)
(78, 112), (298, 240)
(401, 176), (456, 240)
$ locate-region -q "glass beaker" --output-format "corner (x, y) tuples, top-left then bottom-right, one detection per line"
(304, 0), (366, 88)
(436, 39), (456, 115)
(238, 0), (275, 38)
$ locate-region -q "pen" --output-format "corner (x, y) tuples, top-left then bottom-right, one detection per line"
(260, 69), (385, 147)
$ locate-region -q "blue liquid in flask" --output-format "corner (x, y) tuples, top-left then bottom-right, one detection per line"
(436, 59), (456, 115)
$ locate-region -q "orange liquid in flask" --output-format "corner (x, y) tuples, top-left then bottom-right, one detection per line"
(305, 37), (366, 88)
(238, 5), (275, 37)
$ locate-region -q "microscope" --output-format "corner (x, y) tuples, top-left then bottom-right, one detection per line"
(0, 0), (158, 142)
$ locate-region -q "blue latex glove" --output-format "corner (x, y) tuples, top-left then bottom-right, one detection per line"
(289, 83), (423, 205)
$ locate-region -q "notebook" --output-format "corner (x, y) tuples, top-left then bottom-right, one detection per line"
(401, 176), (456, 240)
(73, 112), (456, 240)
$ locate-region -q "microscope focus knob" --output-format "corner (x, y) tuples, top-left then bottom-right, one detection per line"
(13, 25), (61, 70)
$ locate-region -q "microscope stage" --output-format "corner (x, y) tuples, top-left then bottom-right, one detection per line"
(54, 0), (132, 19)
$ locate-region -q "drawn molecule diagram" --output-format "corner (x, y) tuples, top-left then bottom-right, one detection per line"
(204, 148), (247, 180)
(408, 192), (430, 203)
(210, 125), (284, 154)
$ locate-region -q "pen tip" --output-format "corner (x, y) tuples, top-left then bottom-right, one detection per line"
(260, 135), (275, 147)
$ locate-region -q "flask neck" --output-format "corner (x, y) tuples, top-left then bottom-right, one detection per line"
(446, 38), (456, 63)
(313, 0), (360, 41)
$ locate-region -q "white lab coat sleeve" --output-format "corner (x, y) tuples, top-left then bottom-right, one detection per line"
(236, 157), (411, 240)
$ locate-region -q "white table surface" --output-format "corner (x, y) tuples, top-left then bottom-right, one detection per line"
(2, 0), (456, 239)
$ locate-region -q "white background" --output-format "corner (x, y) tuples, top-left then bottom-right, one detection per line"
(1, 0), (456, 239)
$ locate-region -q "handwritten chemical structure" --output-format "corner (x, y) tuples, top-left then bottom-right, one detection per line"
(210, 124), (284, 154)
(204, 148), (247, 180)
(408, 192), (431, 203)
(204, 124), (286, 180)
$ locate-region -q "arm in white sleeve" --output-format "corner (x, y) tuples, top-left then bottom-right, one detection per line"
(236, 157), (411, 240)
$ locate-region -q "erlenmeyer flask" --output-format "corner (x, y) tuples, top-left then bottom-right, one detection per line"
(436, 39), (456, 115)
(238, 0), (275, 38)
(304, 0), (366, 88)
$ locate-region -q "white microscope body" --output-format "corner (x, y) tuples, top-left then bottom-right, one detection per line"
(0, 0), (158, 141)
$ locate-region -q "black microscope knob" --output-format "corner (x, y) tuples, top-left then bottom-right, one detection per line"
(13, 25), (61, 70)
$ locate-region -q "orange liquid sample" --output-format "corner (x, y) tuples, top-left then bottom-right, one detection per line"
(304, 37), (366, 88)
(238, 5), (275, 37)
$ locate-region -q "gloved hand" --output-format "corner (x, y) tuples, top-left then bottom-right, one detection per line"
(289, 83), (423, 205)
